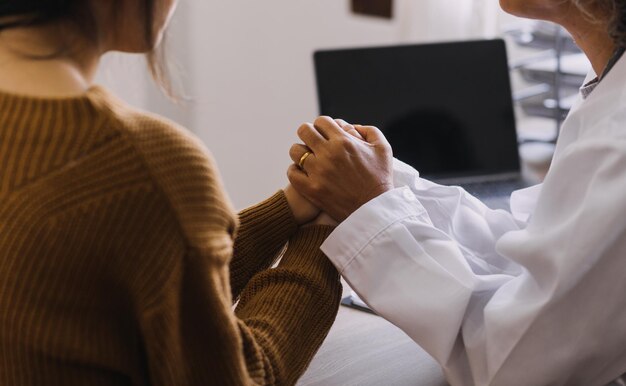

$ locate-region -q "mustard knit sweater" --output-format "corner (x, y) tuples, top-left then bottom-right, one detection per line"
(0, 86), (342, 386)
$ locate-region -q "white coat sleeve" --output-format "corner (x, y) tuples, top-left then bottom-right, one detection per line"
(321, 141), (626, 386)
(390, 158), (526, 276)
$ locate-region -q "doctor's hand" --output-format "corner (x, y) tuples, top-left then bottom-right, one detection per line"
(283, 184), (321, 225)
(288, 116), (394, 222)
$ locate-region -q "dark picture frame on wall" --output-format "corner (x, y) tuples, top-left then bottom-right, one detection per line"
(351, 0), (393, 19)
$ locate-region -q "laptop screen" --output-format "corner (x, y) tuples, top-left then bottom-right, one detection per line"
(314, 39), (520, 180)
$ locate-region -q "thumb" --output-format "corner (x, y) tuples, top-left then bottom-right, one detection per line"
(354, 125), (388, 145)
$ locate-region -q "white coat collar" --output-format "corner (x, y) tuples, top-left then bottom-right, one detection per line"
(553, 52), (626, 157)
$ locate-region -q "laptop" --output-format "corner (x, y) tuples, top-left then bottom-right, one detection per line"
(314, 39), (527, 212)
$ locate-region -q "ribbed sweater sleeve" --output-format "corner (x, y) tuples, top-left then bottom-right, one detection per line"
(138, 226), (341, 386)
(231, 191), (298, 301)
(235, 226), (342, 385)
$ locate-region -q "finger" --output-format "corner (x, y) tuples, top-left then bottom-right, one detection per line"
(335, 118), (351, 129)
(289, 143), (311, 164)
(354, 125), (389, 145)
(287, 164), (313, 195)
(313, 116), (346, 139)
(289, 146), (317, 173)
(297, 123), (326, 151)
(335, 119), (365, 140)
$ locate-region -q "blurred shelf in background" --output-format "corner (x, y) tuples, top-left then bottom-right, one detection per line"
(505, 21), (591, 147)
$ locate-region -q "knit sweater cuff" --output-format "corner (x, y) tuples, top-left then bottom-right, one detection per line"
(237, 190), (298, 248)
(279, 225), (338, 282)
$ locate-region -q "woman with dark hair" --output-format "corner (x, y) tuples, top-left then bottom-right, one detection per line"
(0, 1), (340, 385)
(288, 0), (626, 385)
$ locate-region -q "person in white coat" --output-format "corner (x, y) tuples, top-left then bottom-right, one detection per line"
(287, 0), (626, 385)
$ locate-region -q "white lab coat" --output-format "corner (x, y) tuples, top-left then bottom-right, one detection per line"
(321, 55), (626, 386)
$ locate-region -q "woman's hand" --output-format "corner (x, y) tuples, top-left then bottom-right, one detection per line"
(308, 212), (338, 227)
(283, 184), (321, 225)
(287, 116), (394, 222)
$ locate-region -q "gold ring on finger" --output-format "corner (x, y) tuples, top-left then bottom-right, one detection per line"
(298, 151), (312, 170)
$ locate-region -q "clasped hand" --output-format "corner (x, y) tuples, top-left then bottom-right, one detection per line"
(284, 116), (394, 226)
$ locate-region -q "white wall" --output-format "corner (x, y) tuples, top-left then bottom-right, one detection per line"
(98, 0), (503, 209)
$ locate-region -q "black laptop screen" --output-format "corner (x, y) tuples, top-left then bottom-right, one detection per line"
(314, 39), (520, 179)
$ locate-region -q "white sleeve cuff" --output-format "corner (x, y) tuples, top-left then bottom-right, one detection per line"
(321, 186), (429, 273)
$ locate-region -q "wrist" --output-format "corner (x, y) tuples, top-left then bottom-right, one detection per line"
(283, 185), (320, 225)
(304, 212), (338, 227)
(356, 182), (394, 211)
